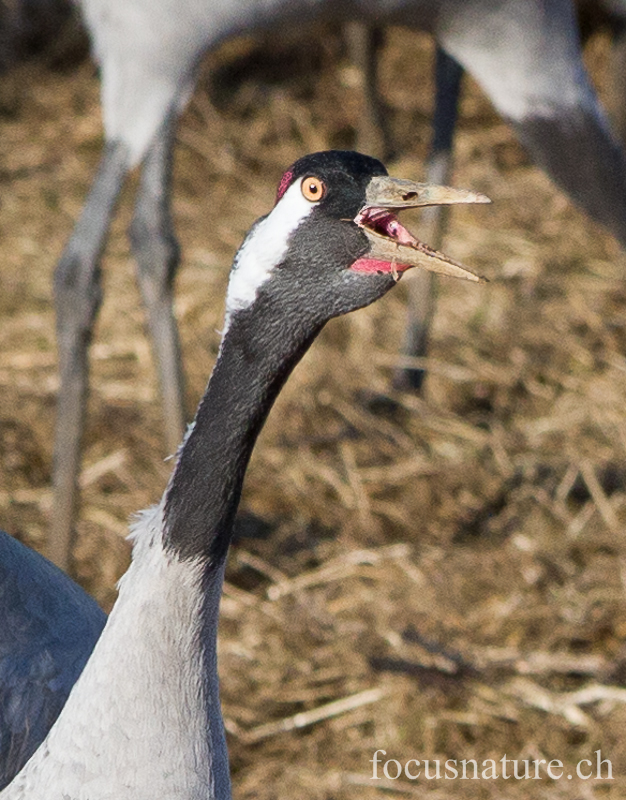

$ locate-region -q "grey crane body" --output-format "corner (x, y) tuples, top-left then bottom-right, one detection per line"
(4, 150), (488, 798)
(0, 532), (105, 791)
(52, 0), (626, 569)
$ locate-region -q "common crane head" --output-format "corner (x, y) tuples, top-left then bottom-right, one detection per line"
(224, 149), (489, 329)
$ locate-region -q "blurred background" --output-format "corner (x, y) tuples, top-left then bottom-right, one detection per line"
(1, 9), (626, 797)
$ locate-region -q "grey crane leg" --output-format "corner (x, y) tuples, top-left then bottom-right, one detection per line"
(129, 113), (185, 455)
(50, 141), (130, 571)
(395, 47), (463, 391)
(578, 3), (626, 147)
(609, 27), (626, 146)
(344, 22), (393, 160)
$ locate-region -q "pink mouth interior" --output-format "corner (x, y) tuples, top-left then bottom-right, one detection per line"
(354, 207), (419, 247)
(351, 206), (428, 275)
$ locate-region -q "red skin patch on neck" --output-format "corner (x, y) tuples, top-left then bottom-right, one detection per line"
(276, 170), (294, 202)
(350, 257), (412, 274)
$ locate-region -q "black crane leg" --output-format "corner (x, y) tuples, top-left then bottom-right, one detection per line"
(395, 46), (464, 391)
(129, 111), (186, 455)
(50, 141), (130, 571)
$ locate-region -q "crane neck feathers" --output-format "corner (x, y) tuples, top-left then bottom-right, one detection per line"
(164, 294), (320, 562)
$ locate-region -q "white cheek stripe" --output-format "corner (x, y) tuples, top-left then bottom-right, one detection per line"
(224, 180), (315, 323)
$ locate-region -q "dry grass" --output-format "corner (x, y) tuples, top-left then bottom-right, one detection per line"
(1, 24), (626, 798)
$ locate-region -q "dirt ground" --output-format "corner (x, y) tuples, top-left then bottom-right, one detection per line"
(1, 24), (626, 799)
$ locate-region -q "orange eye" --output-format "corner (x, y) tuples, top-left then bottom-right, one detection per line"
(301, 176), (325, 202)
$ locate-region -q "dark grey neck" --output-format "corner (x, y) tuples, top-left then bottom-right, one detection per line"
(164, 293), (321, 563)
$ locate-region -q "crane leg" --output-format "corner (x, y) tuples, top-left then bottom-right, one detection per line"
(344, 22), (393, 161)
(50, 141), (130, 571)
(609, 26), (626, 146)
(395, 46), (464, 391)
(129, 112), (186, 455)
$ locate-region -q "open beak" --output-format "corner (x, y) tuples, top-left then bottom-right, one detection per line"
(352, 175), (490, 281)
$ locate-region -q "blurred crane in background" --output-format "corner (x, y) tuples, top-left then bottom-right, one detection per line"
(351, 0), (626, 388)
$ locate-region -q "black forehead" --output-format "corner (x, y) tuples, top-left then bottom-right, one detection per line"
(277, 150), (388, 202)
